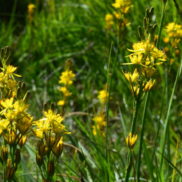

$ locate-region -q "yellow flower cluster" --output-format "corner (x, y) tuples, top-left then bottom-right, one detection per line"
(92, 85), (108, 137)
(33, 109), (70, 138)
(92, 114), (106, 137)
(57, 60), (75, 108)
(0, 46), (32, 180)
(163, 22), (182, 66)
(164, 22), (182, 49)
(105, 0), (131, 30)
(27, 4), (35, 24)
(97, 89), (109, 104)
(33, 105), (70, 170)
(127, 40), (166, 67)
(112, 0), (131, 14)
(126, 132), (137, 150)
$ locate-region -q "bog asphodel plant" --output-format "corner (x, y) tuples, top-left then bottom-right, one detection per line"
(105, 0), (132, 32)
(57, 59), (75, 115)
(33, 103), (70, 181)
(0, 46), (32, 181)
(126, 132), (137, 151)
(92, 84), (108, 137)
(27, 4), (35, 25)
(122, 7), (166, 102)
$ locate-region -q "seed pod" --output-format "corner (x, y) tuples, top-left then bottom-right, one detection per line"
(48, 161), (55, 177)
(143, 17), (147, 30)
(146, 9), (149, 18)
(37, 141), (48, 156)
(1, 146), (8, 162)
(15, 149), (21, 165)
(36, 152), (43, 167)
(6, 159), (17, 180)
(43, 103), (48, 112)
(150, 24), (157, 36)
(51, 103), (55, 112)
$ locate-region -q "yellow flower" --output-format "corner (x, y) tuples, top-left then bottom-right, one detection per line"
(142, 67), (158, 79)
(122, 69), (139, 83)
(92, 114), (106, 136)
(127, 40), (166, 67)
(3, 130), (17, 145)
(28, 4), (35, 14)
(105, 14), (114, 22)
(163, 37), (169, 44)
(0, 72), (7, 87)
(130, 84), (140, 97)
(126, 132), (137, 149)
(170, 58), (175, 65)
(172, 39), (180, 48)
(112, 0), (131, 13)
(6, 65), (21, 79)
(165, 22), (182, 38)
(0, 119), (10, 135)
(105, 14), (114, 29)
(57, 100), (65, 106)
(98, 90), (108, 104)
(59, 70), (75, 85)
(59, 87), (72, 96)
(17, 116), (33, 134)
(1, 97), (14, 110)
(143, 79), (155, 92)
(14, 101), (29, 116)
(52, 116), (70, 135)
(33, 119), (51, 138)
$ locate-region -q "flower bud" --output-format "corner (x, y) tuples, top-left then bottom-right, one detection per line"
(18, 134), (28, 148)
(15, 149), (21, 165)
(36, 152), (43, 167)
(48, 161), (55, 177)
(175, 49), (180, 57)
(1, 146), (8, 162)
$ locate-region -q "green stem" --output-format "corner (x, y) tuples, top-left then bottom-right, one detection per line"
(156, 2), (167, 48)
(160, 58), (182, 170)
(125, 99), (140, 182)
(136, 92), (150, 182)
(151, 85), (165, 162)
(165, 61), (171, 166)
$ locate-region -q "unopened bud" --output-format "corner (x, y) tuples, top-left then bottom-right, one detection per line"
(170, 58), (175, 65)
(37, 141), (48, 156)
(36, 152), (43, 167)
(175, 49), (180, 57)
(51, 103), (55, 112)
(48, 161), (55, 177)
(1, 146), (8, 162)
(164, 47), (169, 53)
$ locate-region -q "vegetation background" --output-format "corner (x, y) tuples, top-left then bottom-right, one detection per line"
(0, 0), (182, 181)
